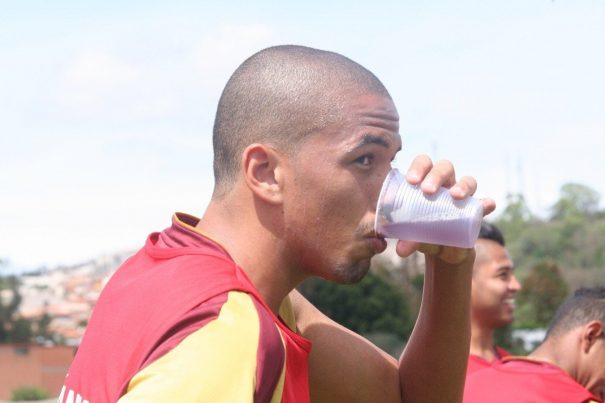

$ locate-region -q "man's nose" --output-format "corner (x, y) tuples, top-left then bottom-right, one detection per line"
(509, 274), (522, 292)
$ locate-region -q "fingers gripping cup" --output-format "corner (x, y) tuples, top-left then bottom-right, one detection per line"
(375, 169), (483, 248)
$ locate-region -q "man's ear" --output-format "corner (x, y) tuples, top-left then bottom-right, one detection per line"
(241, 143), (285, 204)
(581, 320), (604, 353)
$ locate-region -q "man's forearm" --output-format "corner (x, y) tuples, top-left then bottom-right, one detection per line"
(398, 253), (474, 403)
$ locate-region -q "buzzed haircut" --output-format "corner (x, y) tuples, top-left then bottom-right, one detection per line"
(212, 44), (391, 196)
(478, 221), (505, 246)
(545, 287), (605, 340)
(473, 222), (507, 274)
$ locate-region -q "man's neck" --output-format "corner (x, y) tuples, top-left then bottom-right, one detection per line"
(470, 322), (498, 361)
(529, 340), (572, 376)
(196, 195), (305, 314)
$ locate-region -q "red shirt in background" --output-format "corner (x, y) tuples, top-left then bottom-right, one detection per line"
(464, 356), (602, 403)
(466, 346), (510, 375)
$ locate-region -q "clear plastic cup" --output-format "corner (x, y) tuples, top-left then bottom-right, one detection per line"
(374, 168), (483, 248)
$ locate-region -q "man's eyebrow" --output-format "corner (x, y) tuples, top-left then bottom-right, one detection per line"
(354, 134), (402, 151)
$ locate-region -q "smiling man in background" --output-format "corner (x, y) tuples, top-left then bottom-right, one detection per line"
(467, 221), (521, 374)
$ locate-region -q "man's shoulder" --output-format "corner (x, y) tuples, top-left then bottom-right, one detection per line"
(120, 290), (288, 402)
(466, 354), (492, 375)
(101, 244), (245, 304)
(149, 290), (285, 362)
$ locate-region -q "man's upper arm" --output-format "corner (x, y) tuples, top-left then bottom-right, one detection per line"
(290, 289), (401, 403)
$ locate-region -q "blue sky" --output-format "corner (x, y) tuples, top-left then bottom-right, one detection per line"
(1, 1), (604, 271)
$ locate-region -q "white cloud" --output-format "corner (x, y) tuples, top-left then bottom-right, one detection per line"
(192, 23), (275, 92)
(66, 50), (138, 86)
(56, 50), (185, 120)
(62, 50), (139, 105)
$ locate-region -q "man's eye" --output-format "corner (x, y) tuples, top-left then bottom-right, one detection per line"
(355, 155), (374, 167)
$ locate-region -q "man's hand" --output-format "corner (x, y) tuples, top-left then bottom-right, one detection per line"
(394, 154), (496, 264)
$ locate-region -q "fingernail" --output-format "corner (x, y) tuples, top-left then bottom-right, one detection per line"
(423, 181), (438, 192)
(407, 171), (421, 182)
(450, 185), (464, 197)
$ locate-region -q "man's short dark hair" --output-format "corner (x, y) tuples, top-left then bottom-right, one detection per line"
(545, 287), (605, 340)
(478, 221), (505, 246)
(211, 44), (391, 197)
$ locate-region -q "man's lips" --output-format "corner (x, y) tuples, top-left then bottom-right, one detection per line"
(503, 298), (516, 309)
(367, 235), (388, 253)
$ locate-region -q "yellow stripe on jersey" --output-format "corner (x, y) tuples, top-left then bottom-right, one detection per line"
(119, 291), (260, 402)
(278, 295), (297, 332)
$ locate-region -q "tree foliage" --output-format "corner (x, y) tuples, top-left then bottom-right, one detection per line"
(496, 182), (605, 287)
(515, 260), (569, 328)
(1, 275), (33, 343)
(495, 193), (534, 241)
(11, 386), (50, 401)
(298, 270), (413, 341)
(494, 325), (527, 355)
(551, 183), (600, 220)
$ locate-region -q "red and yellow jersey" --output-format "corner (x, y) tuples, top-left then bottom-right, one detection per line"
(466, 346), (510, 375)
(60, 213), (311, 403)
(464, 356), (602, 403)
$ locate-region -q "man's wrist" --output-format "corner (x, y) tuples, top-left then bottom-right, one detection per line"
(425, 248), (475, 271)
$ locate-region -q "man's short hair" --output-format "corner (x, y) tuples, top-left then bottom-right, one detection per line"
(478, 221), (505, 246)
(545, 287), (605, 340)
(212, 44), (391, 196)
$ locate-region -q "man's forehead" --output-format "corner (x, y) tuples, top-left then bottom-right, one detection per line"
(345, 93), (399, 119)
(475, 240), (513, 264)
(314, 94), (401, 150)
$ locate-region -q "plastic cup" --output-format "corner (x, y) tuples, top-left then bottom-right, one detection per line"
(374, 168), (483, 248)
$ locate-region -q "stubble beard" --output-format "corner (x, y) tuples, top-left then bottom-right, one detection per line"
(328, 258), (372, 284)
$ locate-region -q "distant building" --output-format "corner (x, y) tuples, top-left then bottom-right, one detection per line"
(0, 344), (75, 400)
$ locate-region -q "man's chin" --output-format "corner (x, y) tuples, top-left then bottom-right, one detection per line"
(329, 259), (371, 284)
(496, 316), (514, 327)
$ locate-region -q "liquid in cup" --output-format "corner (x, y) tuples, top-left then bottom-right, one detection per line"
(374, 168), (483, 248)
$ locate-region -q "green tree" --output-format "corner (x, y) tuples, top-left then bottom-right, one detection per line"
(551, 183), (600, 220)
(298, 271), (413, 341)
(11, 386), (50, 401)
(518, 221), (568, 264)
(1, 275), (32, 343)
(571, 219), (605, 268)
(494, 325), (527, 355)
(516, 260), (569, 328)
(495, 193), (534, 242)
(36, 313), (53, 340)
(9, 318), (33, 343)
